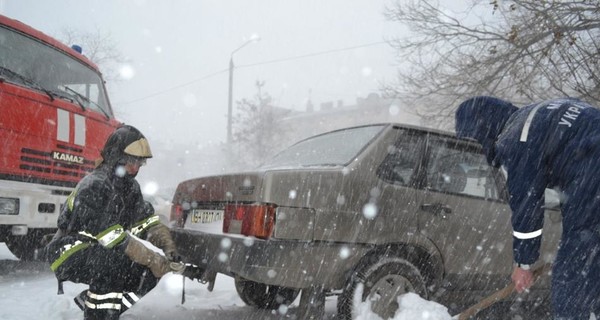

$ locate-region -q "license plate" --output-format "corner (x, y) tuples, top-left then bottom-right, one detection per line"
(189, 209), (224, 224)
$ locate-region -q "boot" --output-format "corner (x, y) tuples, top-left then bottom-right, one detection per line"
(74, 289), (87, 311)
(120, 291), (140, 314)
(123, 236), (183, 278)
(83, 290), (122, 320)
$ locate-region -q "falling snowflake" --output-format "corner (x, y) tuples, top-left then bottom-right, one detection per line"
(115, 165), (126, 177)
(289, 190), (297, 199)
(339, 246), (351, 259)
(363, 203), (378, 219)
(119, 64), (135, 80)
(221, 238), (232, 249)
(243, 238), (255, 247)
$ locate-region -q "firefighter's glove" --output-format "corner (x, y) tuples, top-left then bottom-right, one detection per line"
(165, 250), (182, 263)
(124, 236), (183, 278)
(146, 224), (180, 261)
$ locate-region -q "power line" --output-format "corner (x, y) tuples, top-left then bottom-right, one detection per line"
(116, 68), (228, 105)
(237, 41), (388, 69)
(116, 41), (388, 106)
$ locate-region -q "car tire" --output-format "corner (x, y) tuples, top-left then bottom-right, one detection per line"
(234, 278), (300, 309)
(5, 231), (45, 261)
(337, 256), (428, 320)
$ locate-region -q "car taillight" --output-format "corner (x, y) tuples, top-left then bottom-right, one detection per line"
(170, 204), (184, 228)
(223, 203), (276, 239)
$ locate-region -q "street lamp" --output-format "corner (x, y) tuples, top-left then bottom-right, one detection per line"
(227, 34), (261, 145)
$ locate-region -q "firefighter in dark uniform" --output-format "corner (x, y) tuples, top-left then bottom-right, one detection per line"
(455, 96), (600, 319)
(47, 125), (192, 319)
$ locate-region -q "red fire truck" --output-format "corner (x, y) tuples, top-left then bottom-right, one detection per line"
(0, 15), (120, 259)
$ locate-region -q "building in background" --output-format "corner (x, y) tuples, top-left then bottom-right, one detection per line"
(279, 92), (422, 143)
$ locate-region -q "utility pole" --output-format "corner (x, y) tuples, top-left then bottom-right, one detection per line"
(226, 35), (261, 145)
(227, 57), (234, 145)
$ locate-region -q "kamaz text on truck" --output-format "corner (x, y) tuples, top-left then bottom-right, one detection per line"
(0, 14), (120, 259)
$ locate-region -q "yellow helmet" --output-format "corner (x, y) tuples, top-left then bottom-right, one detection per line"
(98, 125), (152, 166)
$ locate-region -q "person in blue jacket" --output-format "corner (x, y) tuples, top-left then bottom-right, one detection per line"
(455, 96), (600, 319)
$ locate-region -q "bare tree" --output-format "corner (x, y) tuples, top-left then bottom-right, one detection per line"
(383, 0), (600, 126)
(231, 81), (293, 169)
(58, 27), (125, 82)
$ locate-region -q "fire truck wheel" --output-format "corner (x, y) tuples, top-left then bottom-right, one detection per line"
(5, 231), (45, 261)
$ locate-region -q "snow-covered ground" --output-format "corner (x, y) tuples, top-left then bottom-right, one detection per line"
(0, 243), (455, 320)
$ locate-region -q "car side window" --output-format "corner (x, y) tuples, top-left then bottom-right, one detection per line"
(426, 138), (501, 200)
(377, 130), (422, 186)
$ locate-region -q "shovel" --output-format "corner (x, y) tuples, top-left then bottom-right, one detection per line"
(453, 263), (552, 320)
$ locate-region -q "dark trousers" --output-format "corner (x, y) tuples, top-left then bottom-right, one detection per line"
(552, 147), (600, 320)
(57, 244), (158, 320)
(552, 229), (600, 319)
(552, 151), (600, 319)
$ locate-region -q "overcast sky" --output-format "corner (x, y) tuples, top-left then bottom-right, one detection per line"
(0, 0), (411, 147)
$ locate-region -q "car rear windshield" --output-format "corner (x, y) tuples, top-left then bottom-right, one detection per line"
(261, 125), (385, 168)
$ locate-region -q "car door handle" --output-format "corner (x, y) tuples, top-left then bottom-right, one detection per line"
(421, 203), (453, 216)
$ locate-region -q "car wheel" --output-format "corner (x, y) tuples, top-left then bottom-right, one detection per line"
(5, 231), (45, 261)
(234, 278), (300, 309)
(337, 257), (428, 320)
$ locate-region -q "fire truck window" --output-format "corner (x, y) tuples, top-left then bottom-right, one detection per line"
(0, 26), (112, 118)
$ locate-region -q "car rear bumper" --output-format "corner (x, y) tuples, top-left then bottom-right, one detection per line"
(171, 228), (373, 290)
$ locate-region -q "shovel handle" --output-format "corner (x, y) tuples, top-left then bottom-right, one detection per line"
(455, 263), (552, 320)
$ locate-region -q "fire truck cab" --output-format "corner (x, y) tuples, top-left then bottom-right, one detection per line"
(0, 15), (120, 259)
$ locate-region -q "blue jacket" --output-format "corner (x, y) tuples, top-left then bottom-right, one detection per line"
(456, 96), (600, 264)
